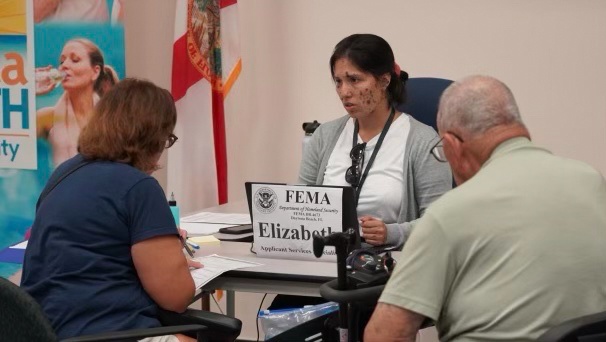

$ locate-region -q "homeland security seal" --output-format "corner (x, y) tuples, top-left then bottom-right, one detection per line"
(186, 0), (223, 90)
(254, 187), (278, 214)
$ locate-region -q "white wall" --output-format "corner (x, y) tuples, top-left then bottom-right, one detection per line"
(124, 0), (606, 199)
(122, 0), (176, 186)
(123, 1), (606, 340)
(225, 0), (606, 203)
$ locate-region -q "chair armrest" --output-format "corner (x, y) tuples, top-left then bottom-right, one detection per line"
(62, 324), (206, 342)
(320, 279), (384, 305)
(537, 311), (606, 342)
(158, 309), (242, 342)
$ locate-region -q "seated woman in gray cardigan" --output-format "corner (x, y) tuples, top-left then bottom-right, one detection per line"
(300, 33), (452, 250)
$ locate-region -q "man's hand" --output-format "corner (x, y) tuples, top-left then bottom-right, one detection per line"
(360, 216), (387, 245)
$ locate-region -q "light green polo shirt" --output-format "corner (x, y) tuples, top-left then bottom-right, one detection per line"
(379, 137), (606, 341)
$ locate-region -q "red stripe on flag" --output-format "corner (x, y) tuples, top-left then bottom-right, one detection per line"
(211, 89), (228, 204)
(171, 34), (204, 101)
(220, 0), (237, 8)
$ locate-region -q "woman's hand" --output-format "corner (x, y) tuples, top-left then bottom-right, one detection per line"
(179, 228), (203, 269)
(179, 228), (188, 240)
(360, 216), (387, 246)
(187, 258), (203, 269)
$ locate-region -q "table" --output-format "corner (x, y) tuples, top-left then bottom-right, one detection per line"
(192, 200), (344, 316)
(198, 241), (337, 317)
(193, 200), (403, 318)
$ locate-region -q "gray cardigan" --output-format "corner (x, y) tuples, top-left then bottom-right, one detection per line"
(298, 115), (453, 249)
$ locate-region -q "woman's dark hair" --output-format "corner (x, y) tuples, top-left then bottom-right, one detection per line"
(329, 34), (409, 105)
(78, 78), (177, 173)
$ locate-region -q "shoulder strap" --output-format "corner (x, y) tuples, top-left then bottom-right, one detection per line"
(36, 159), (93, 212)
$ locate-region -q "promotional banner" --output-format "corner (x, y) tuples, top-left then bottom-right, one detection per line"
(251, 184), (343, 262)
(0, 31), (36, 169)
(0, 0), (125, 278)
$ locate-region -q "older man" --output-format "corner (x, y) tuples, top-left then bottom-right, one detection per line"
(364, 75), (606, 341)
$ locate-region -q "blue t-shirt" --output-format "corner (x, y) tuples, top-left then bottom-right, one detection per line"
(21, 155), (179, 339)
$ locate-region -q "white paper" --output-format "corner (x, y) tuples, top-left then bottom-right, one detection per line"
(181, 212), (251, 225)
(190, 254), (262, 289)
(10, 240), (28, 249)
(180, 222), (237, 236)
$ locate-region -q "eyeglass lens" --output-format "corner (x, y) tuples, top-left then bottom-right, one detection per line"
(166, 134), (178, 149)
(432, 145), (446, 162)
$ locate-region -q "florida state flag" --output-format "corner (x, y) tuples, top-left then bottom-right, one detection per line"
(170, 0), (241, 213)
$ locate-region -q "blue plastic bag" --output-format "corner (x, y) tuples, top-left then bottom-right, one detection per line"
(258, 301), (339, 340)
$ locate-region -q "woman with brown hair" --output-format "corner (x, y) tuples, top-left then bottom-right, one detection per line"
(36, 38), (119, 167)
(22, 79), (200, 342)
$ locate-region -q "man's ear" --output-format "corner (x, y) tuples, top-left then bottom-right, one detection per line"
(443, 133), (464, 159)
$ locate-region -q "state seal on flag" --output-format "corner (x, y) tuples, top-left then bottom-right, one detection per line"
(187, 0), (223, 90)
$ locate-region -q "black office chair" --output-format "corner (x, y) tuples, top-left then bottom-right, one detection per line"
(396, 77), (453, 132)
(537, 311), (606, 342)
(0, 277), (242, 342)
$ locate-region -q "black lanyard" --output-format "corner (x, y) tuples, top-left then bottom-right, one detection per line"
(351, 107), (396, 204)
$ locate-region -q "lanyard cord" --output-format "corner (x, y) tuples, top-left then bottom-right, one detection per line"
(352, 107), (396, 204)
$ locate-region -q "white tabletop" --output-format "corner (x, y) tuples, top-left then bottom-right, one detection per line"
(198, 241), (337, 296)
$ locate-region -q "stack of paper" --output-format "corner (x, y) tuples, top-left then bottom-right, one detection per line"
(180, 212), (251, 236)
(190, 254), (262, 289)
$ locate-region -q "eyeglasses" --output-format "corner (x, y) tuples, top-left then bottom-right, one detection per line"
(430, 137), (447, 162)
(165, 133), (178, 149)
(345, 142), (366, 187)
(430, 132), (464, 163)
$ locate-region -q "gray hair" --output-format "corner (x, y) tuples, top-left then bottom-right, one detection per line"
(437, 75), (523, 137)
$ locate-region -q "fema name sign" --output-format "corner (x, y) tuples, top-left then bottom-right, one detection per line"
(251, 184), (343, 262)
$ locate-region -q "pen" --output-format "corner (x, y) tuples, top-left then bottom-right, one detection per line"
(180, 235), (195, 257)
(186, 239), (200, 249)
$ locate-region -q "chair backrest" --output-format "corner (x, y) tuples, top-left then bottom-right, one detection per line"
(0, 277), (57, 341)
(537, 311), (606, 342)
(395, 77), (453, 132)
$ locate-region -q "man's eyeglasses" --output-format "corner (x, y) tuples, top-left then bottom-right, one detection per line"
(345, 142), (366, 187)
(165, 133), (178, 149)
(430, 137), (447, 162)
(430, 132), (464, 163)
